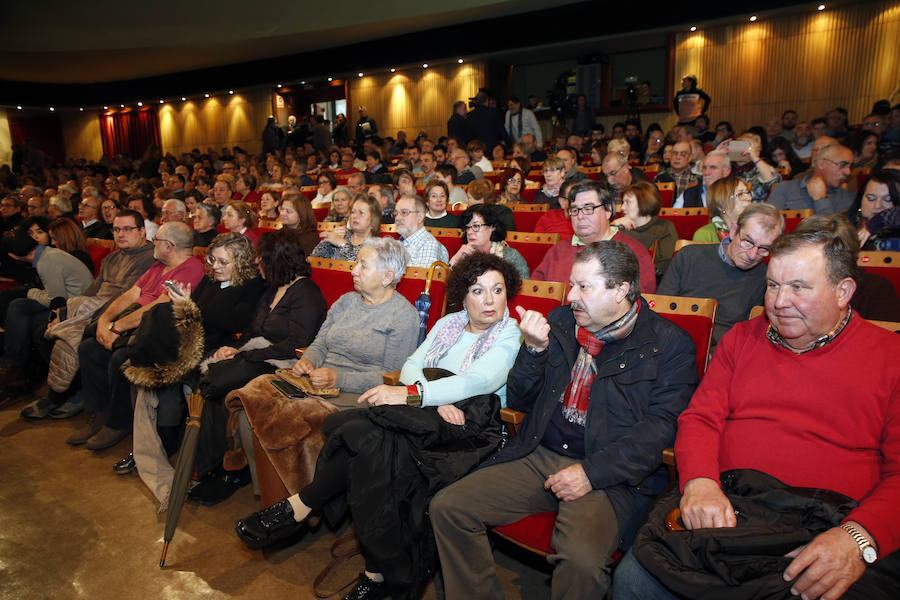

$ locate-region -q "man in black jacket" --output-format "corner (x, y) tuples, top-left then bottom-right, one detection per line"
(431, 241), (698, 600)
(464, 91), (509, 149)
(447, 101), (467, 142)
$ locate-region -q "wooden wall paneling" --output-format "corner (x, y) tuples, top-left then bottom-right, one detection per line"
(673, 1), (900, 132)
(60, 111), (103, 161)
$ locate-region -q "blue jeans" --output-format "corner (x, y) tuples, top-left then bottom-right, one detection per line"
(1, 297), (49, 369)
(612, 547), (680, 600)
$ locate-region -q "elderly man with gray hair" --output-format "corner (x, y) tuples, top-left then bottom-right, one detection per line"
(768, 142), (855, 214)
(674, 151), (731, 208)
(601, 152), (648, 203)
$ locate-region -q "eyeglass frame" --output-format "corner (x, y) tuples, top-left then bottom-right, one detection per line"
(734, 232), (771, 256)
(567, 204), (606, 217)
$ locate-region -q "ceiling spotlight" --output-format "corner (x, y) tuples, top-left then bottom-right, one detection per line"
(422, 63), (428, 68)
(204, 93), (210, 98)
(358, 72), (364, 77)
(120, 104), (125, 108)
(749, 15), (757, 21)
(181, 97), (186, 101)
(79, 107), (84, 111)
(277, 84), (282, 88)
(103, 106), (109, 110)
(229, 90), (234, 94)
(16, 105), (22, 110)
(690, 26), (697, 31)
(328, 77), (333, 82)
(159, 99), (164, 104)
(458, 58), (464, 64)
(137, 101), (143, 106)
(818, 4), (825, 10)
(390, 68), (396, 73)
(301, 80), (306, 85)
(49, 107), (55, 112)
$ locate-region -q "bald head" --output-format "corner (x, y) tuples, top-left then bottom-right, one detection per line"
(810, 136), (837, 161)
(814, 144), (853, 189)
(158, 221), (195, 251)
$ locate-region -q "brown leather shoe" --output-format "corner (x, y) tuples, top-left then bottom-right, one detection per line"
(85, 426), (129, 451)
(66, 411), (104, 446)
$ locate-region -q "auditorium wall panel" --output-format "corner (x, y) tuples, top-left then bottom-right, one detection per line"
(350, 62), (484, 143)
(60, 112), (104, 161)
(673, 1), (900, 130)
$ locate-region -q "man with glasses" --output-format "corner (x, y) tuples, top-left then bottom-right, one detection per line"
(18, 210), (156, 420)
(393, 194), (449, 268)
(653, 141), (700, 199)
(674, 151), (731, 208)
(160, 199), (186, 223)
(70, 222), (205, 451)
(533, 181), (656, 293)
(769, 143), (854, 214)
(26, 194), (48, 217)
(659, 203), (784, 346)
(602, 153), (648, 203)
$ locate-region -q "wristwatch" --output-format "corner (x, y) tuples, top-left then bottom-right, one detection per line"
(841, 523), (878, 564)
(405, 382), (423, 407)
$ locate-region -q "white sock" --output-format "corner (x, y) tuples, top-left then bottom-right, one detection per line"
(364, 571), (384, 583)
(286, 494), (311, 522)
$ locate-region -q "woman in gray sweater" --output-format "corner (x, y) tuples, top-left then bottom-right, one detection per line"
(294, 236), (419, 397)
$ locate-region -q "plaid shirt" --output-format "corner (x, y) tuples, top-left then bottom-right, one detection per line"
(766, 308), (852, 353)
(401, 226), (449, 268)
(655, 167), (699, 199)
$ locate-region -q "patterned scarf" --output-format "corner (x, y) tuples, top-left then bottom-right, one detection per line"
(561, 300), (640, 425)
(424, 306), (511, 373)
(541, 181), (562, 198)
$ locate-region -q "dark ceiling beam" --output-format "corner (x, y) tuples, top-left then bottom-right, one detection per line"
(1, 0), (815, 107)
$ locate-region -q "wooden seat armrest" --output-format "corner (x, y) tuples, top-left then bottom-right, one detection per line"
(383, 371), (402, 385)
(500, 407), (526, 436)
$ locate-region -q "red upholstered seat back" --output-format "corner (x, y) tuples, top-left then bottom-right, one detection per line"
(643, 293), (717, 376)
(505, 232), (560, 273)
(858, 251), (900, 297)
(658, 207), (709, 240)
(509, 279), (566, 318)
(308, 258), (354, 308)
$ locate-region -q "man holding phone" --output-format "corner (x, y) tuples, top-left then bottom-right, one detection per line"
(69, 222), (205, 450)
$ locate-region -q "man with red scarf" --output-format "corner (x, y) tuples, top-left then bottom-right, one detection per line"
(430, 241), (698, 599)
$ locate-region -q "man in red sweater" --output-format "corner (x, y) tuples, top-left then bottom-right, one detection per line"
(532, 181), (656, 293)
(614, 227), (900, 599)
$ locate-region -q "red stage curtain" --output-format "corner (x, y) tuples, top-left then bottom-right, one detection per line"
(99, 109), (161, 158)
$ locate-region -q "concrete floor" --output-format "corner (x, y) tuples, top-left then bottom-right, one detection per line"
(0, 391), (551, 599)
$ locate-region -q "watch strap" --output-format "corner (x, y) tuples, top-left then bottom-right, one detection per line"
(841, 523), (877, 563)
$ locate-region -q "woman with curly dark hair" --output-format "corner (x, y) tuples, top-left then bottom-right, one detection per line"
(450, 204), (530, 279)
(189, 229), (327, 504)
(235, 252), (522, 600)
(848, 168), (900, 250)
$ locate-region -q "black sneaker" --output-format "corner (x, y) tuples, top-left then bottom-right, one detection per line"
(342, 573), (391, 600)
(20, 397), (54, 421)
(235, 499), (306, 549)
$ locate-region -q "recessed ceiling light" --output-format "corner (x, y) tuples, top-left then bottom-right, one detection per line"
(103, 106), (109, 110)
(690, 26), (697, 31)
(277, 84), (282, 88)
(458, 58), (464, 64)
(818, 4), (825, 10)
(49, 107), (55, 112)
(390, 68), (396, 73)
(749, 15), (757, 21)
(328, 77), (333, 82)
(422, 63), (428, 68)
(79, 107), (84, 111)
(301, 80), (306, 85)
(120, 104), (125, 108)
(358, 72), (363, 77)
(17, 105), (22, 110)
(204, 93), (210, 98)
(229, 90), (234, 94)
(181, 97), (186, 101)
(137, 101), (143, 106)
(159, 99), (164, 104)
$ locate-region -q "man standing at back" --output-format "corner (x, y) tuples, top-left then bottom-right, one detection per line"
(505, 96), (542, 148)
(533, 181), (656, 293)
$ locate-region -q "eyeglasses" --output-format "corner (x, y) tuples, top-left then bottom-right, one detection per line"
(80, 202), (97, 209)
(736, 233), (770, 256)
(567, 204), (604, 217)
(152, 236), (175, 246)
(395, 209), (422, 217)
(112, 226), (140, 233)
(465, 222), (490, 232)
(318, 180), (330, 185)
(821, 158), (852, 170)
(206, 255), (231, 267)
(731, 189), (752, 200)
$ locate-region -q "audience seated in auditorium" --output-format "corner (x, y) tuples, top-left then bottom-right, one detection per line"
(532, 155), (567, 210)
(236, 252), (521, 600)
(602, 152), (648, 203)
(431, 240), (697, 599)
(311, 194), (380, 261)
(653, 141), (699, 199)
(68, 222), (205, 451)
(393, 194), (449, 268)
(614, 182), (678, 277)
(674, 151), (731, 208)
(433, 163), (468, 207)
(221, 200), (258, 246)
(692, 176), (753, 243)
(769, 142), (854, 214)
(659, 203), (783, 346)
(533, 181), (656, 293)
(450, 149), (483, 185)
(450, 204), (529, 279)
(160, 199), (186, 223)
(466, 179), (515, 233)
(726, 133), (782, 203)
(423, 179), (461, 229)
(615, 225), (900, 600)
(189, 230), (327, 504)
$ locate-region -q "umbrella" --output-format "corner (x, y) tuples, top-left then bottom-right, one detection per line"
(159, 391), (204, 567)
(414, 262), (444, 346)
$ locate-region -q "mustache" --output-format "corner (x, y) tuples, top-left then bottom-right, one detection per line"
(570, 301), (586, 312)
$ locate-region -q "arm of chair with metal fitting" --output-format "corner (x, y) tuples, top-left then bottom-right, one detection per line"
(500, 407), (526, 436)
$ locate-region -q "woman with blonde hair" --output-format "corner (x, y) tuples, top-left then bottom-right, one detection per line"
(692, 176), (753, 242)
